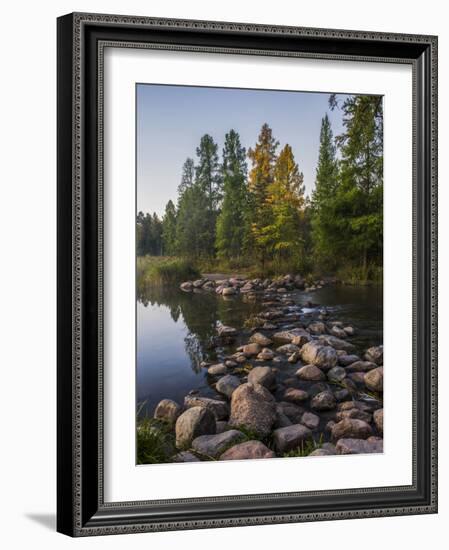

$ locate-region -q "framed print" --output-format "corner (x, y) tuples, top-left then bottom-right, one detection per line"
(57, 12), (438, 536)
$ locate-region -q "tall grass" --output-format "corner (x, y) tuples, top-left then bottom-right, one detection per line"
(137, 256), (200, 288)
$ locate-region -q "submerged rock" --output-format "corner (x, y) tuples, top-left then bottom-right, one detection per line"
(257, 348), (275, 361)
(220, 440), (275, 460)
(175, 407), (216, 448)
(327, 366), (347, 382)
(276, 343), (300, 355)
(338, 354), (361, 366)
(229, 383), (277, 438)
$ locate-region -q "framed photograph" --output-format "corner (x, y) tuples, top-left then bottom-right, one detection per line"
(57, 12), (438, 536)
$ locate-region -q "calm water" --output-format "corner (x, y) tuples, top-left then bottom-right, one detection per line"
(137, 284), (383, 417)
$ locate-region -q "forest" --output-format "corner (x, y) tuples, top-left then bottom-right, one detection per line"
(137, 94), (383, 282)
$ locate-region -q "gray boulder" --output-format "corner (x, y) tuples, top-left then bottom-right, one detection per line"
(300, 341), (337, 369)
(184, 395), (229, 420)
(175, 407), (216, 448)
(229, 383), (277, 438)
(364, 345), (383, 365)
(331, 418), (373, 442)
(301, 411), (320, 430)
(364, 366), (383, 392)
(220, 440), (275, 460)
(216, 374), (241, 398)
(273, 424), (312, 453)
(172, 451), (201, 462)
(248, 366), (277, 390)
(311, 391), (337, 411)
(336, 437), (383, 454)
(327, 366), (347, 382)
(276, 343), (300, 355)
(249, 332), (273, 347)
(283, 387), (309, 404)
(192, 430), (245, 458)
(345, 361), (377, 373)
(207, 363), (228, 376)
(153, 399), (181, 424)
(296, 364), (326, 381)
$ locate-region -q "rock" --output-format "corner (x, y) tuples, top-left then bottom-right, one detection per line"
(192, 278), (205, 288)
(349, 372), (366, 385)
(208, 363), (228, 376)
(283, 388), (309, 404)
(184, 396), (229, 420)
(276, 343), (300, 355)
(225, 359), (238, 368)
(364, 367), (383, 392)
(217, 324), (237, 337)
(172, 451), (201, 462)
(336, 408), (372, 423)
(248, 366), (276, 390)
(322, 442), (337, 453)
(326, 420), (336, 433)
(309, 448), (333, 456)
(336, 437), (383, 454)
(180, 281), (193, 292)
(345, 361), (377, 373)
(229, 383), (277, 438)
(216, 374), (241, 398)
(308, 321), (327, 335)
(257, 348), (275, 361)
(276, 401), (304, 424)
(296, 364), (326, 381)
(249, 332), (272, 346)
(222, 286), (237, 296)
(364, 345), (383, 365)
(301, 411), (320, 430)
(337, 400), (372, 412)
(192, 430), (245, 458)
(327, 366), (347, 382)
(273, 424), (312, 453)
(343, 326), (355, 336)
(153, 399), (181, 424)
(331, 418), (373, 442)
(175, 407), (216, 448)
(330, 326), (347, 338)
(374, 408), (384, 434)
(319, 335), (356, 353)
(334, 389), (350, 401)
(300, 341), (337, 369)
(273, 328), (310, 345)
(311, 391), (336, 411)
(338, 354), (361, 366)
(215, 421), (229, 433)
(220, 440), (275, 460)
(242, 343), (262, 357)
(288, 351), (301, 363)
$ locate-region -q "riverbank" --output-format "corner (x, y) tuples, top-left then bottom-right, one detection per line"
(137, 276), (383, 464)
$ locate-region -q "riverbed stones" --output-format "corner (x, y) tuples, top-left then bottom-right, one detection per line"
(283, 388), (309, 404)
(296, 364), (326, 381)
(336, 437), (383, 454)
(374, 408), (384, 434)
(220, 440), (276, 460)
(216, 375), (241, 398)
(308, 321), (327, 335)
(300, 341), (338, 369)
(311, 391), (337, 411)
(217, 324), (237, 337)
(345, 360), (377, 373)
(192, 430), (245, 459)
(330, 325), (348, 339)
(331, 418), (373, 442)
(229, 383), (277, 438)
(273, 328), (310, 345)
(301, 411), (320, 430)
(207, 363), (228, 376)
(180, 281), (193, 292)
(153, 399), (181, 424)
(273, 424), (313, 453)
(242, 343), (262, 357)
(338, 354), (361, 366)
(247, 366), (276, 390)
(335, 408), (372, 423)
(327, 366), (347, 383)
(276, 401), (304, 424)
(364, 345), (383, 365)
(343, 326), (355, 336)
(172, 451), (201, 462)
(222, 286), (237, 296)
(249, 332), (273, 347)
(319, 335), (356, 353)
(184, 396), (229, 420)
(175, 407), (216, 448)
(276, 343), (300, 355)
(364, 367), (383, 392)
(257, 348), (275, 361)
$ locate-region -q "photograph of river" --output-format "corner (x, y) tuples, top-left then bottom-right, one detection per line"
(136, 84), (384, 464)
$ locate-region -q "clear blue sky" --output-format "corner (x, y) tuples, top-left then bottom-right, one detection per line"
(137, 84), (349, 217)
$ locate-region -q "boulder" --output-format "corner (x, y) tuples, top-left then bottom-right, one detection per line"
(184, 396), (229, 420)
(334, 388), (350, 401)
(327, 366), (347, 383)
(296, 364), (326, 381)
(172, 451), (201, 462)
(216, 375), (241, 398)
(222, 286), (237, 296)
(374, 408), (384, 434)
(180, 281), (193, 292)
(207, 363), (228, 376)
(192, 278), (206, 288)
(242, 343), (262, 357)
(335, 408), (372, 423)
(336, 437), (383, 454)
(319, 335), (356, 353)
(283, 387), (309, 404)
(153, 399), (181, 424)
(220, 440), (276, 460)
(276, 401), (304, 424)
(364, 367), (383, 392)
(301, 411), (320, 430)
(288, 351), (301, 363)
(248, 366), (277, 390)
(338, 354), (361, 366)
(311, 391), (337, 411)
(364, 345), (383, 365)
(192, 430), (245, 458)
(308, 321), (327, 335)
(343, 326), (355, 336)
(273, 424), (312, 453)
(276, 343), (300, 355)
(331, 418), (373, 441)
(257, 348), (275, 361)
(215, 421), (229, 434)
(273, 328), (310, 345)
(249, 332), (273, 347)
(229, 383), (277, 438)
(345, 361), (377, 373)
(300, 341), (337, 369)
(217, 324), (237, 337)
(330, 325), (347, 339)
(175, 407), (216, 448)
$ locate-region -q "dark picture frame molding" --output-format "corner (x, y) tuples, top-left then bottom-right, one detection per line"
(57, 12), (438, 537)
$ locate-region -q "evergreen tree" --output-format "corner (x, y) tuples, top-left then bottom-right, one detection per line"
(162, 200), (177, 255)
(175, 184), (210, 259)
(247, 123), (279, 266)
(178, 158), (195, 197)
(195, 134), (222, 211)
(216, 130), (248, 260)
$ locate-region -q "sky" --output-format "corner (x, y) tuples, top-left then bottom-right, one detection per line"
(137, 84), (349, 217)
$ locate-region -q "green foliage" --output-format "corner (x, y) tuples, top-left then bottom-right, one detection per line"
(136, 211), (163, 256)
(282, 434), (323, 458)
(136, 418), (175, 464)
(137, 256), (200, 289)
(161, 200), (177, 255)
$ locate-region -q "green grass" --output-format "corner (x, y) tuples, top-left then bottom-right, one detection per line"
(136, 418), (176, 464)
(282, 434), (324, 458)
(137, 256), (200, 288)
(336, 264), (383, 285)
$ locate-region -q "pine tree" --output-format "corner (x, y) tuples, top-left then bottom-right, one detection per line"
(195, 134), (222, 211)
(216, 130), (248, 260)
(162, 200), (177, 255)
(247, 123), (279, 266)
(178, 158), (195, 197)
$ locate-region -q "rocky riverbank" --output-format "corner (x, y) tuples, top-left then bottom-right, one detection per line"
(138, 274), (383, 463)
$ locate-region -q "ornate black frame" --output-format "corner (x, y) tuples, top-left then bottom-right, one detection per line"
(57, 12), (438, 537)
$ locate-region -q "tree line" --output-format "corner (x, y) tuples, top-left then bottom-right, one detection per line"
(137, 94), (383, 276)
